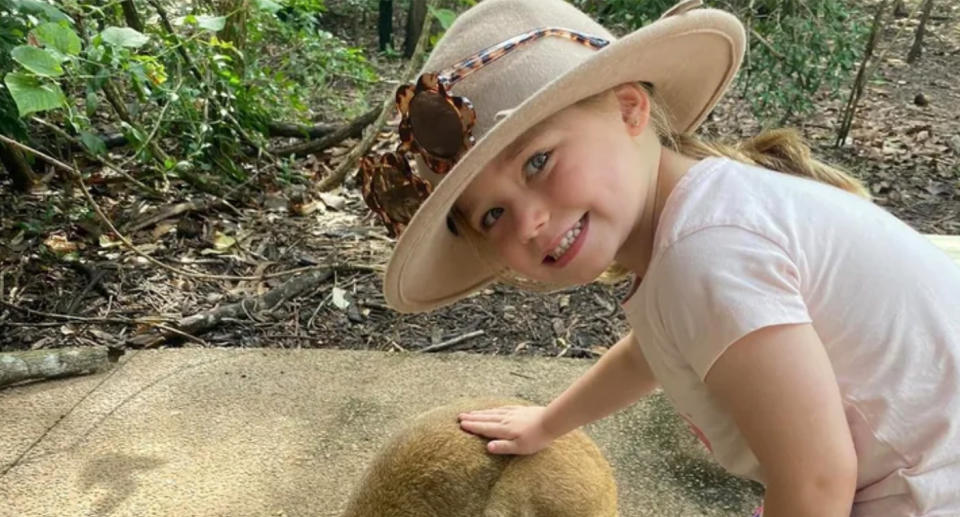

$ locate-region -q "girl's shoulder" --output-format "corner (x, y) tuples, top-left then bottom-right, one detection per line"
(653, 155), (879, 258)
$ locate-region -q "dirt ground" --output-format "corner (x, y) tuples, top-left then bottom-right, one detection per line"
(1, 2), (958, 356)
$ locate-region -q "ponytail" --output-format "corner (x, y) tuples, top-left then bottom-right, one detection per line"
(669, 129), (870, 199)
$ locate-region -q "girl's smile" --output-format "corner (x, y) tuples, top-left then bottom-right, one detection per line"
(543, 213), (588, 267)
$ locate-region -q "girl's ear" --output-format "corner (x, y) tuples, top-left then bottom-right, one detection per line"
(612, 83), (651, 137)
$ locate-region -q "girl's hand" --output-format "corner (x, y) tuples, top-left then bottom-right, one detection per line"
(457, 405), (554, 455)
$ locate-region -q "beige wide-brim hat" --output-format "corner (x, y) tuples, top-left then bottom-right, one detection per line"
(383, 0), (745, 313)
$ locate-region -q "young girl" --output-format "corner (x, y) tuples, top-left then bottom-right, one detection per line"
(359, 0), (960, 515)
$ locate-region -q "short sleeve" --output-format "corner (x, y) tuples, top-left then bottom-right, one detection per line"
(652, 226), (811, 381)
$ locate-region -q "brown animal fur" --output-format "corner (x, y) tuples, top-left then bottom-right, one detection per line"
(341, 397), (619, 517)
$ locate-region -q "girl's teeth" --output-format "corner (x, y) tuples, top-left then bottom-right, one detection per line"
(550, 219), (584, 260)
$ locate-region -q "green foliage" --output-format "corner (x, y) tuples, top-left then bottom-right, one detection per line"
(572, 0), (676, 30)
(571, 0), (870, 126)
(0, 0), (380, 188)
(428, 6), (457, 30)
(99, 26), (151, 48)
(33, 22), (82, 56)
(0, 0), (29, 140)
(245, 4), (378, 119)
(741, 0), (868, 125)
(4, 72), (66, 116)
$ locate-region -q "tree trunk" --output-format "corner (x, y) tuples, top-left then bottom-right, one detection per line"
(121, 0), (144, 31)
(0, 141), (35, 192)
(218, 0), (249, 51)
(379, 0), (393, 52)
(907, 0), (934, 64)
(836, 0), (888, 148)
(893, 0), (908, 18)
(403, 0), (427, 58)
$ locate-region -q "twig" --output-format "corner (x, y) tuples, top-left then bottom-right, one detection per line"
(126, 267), (334, 347)
(64, 262), (110, 314)
(30, 116), (159, 196)
(316, 0), (436, 192)
(0, 135), (331, 282)
(749, 27), (785, 60)
(0, 299), (206, 346)
(419, 330), (485, 353)
(122, 199), (210, 233)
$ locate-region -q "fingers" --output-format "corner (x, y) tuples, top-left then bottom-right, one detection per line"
(457, 405), (522, 421)
(459, 419), (512, 439)
(457, 411), (507, 423)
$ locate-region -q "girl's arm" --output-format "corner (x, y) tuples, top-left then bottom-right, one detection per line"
(540, 330), (659, 438)
(704, 323), (858, 517)
(459, 331), (658, 454)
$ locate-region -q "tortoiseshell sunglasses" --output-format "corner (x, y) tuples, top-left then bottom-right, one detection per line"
(360, 27), (610, 238)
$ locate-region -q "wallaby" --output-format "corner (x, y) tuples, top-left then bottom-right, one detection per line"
(341, 397), (618, 517)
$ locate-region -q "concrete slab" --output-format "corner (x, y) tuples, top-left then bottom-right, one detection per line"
(0, 349), (761, 517)
(926, 234), (960, 265)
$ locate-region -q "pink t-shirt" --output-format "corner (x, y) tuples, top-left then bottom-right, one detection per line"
(622, 157), (960, 516)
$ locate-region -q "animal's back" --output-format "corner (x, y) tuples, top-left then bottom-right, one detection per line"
(341, 397), (618, 517)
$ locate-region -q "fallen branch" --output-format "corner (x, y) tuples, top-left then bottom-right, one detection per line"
(0, 347), (112, 388)
(122, 198), (212, 233)
(126, 267), (334, 347)
(267, 108), (379, 158)
(265, 111), (377, 139)
(316, 0), (435, 192)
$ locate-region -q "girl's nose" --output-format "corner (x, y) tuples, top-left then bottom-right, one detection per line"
(514, 200), (549, 243)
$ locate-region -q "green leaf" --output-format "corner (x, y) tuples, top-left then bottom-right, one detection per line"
(428, 6), (457, 30)
(32, 22), (82, 56)
(255, 0), (283, 13)
(196, 15), (226, 31)
(13, 0), (74, 24)
(100, 27), (149, 48)
(79, 131), (106, 156)
(11, 46), (63, 77)
(3, 72), (67, 117)
(85, 90), (98, 116)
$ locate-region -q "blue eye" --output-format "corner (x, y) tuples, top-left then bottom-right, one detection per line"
(481, 207), (504, 229)
(523, 151), (550, 178)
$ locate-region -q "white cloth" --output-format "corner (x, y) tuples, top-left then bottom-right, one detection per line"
(622, 157), (960, 516)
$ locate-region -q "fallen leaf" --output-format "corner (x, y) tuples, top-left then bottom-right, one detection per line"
(318, 192), (346, 210)
(212, 231), (236, 251)
(291, 200), (324, 216)
(45, 234), (78, 255)
(152, 222), (176, 240)
(99, 233), (123, 249)
(331, 287), (351, 310)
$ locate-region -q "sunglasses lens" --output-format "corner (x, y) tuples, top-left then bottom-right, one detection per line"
(409, 92), (463, 159)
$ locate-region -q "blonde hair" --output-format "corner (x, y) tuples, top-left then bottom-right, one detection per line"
(578, 83), (870, 199)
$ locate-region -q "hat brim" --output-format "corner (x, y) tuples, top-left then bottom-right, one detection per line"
(385, 9), (745, 313)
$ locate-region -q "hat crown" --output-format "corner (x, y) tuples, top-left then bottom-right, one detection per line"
(423, 0), (615, 141)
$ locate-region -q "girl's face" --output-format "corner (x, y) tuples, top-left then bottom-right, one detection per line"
(455, 86), (659, 285)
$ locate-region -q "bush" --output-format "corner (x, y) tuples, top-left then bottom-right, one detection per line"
(572, 0), (870, 126)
